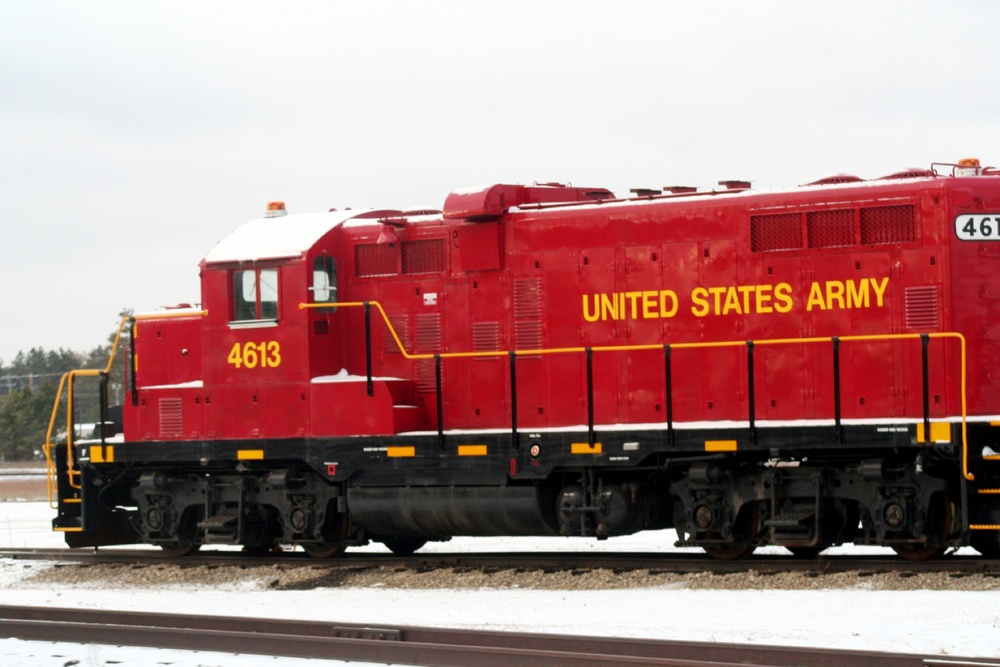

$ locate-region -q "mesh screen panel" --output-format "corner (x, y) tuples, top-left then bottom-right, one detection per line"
(402, 239), (446, 274)
(807, 209), (855, 248)
(354, 243), (397, 277)
(860, 205), (916, 245)
(750, 213), (803, 252)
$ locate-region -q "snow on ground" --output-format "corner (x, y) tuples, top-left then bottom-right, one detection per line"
(1, 501), (999, 666)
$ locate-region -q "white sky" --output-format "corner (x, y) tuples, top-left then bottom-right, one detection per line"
(2, 1), (998, 363)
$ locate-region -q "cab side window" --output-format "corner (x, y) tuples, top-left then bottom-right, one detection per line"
(311, 256), (337, 303)
(233, 268), (279, 321)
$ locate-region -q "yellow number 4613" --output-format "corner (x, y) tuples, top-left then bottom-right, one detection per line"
(227, 341), (281, 369)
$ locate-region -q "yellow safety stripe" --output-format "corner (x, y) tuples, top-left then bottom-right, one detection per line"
(387, 446), (416, 458)
(705, 440), (738, 452)
(916, 422), (951, 444)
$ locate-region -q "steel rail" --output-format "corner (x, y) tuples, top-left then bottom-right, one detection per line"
(1, 605), (995, 667)
(3, 548), (999, 576)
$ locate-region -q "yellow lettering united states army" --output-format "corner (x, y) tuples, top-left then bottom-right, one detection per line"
(582, 290), (679, 322)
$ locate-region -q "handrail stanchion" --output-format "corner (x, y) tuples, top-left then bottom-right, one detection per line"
(129, 318), (138, 407)
(746, 341), (756, 446)
(509, 351), (519, 450)
(435, 354), (444, 449)
(364, 302), (373, 397)
(586, 347), (595, 446)
(99, 372), (109, 445)
(832, 336), (843, 445)
(664, 344), (674, 448)
(921, 333), (931, 441)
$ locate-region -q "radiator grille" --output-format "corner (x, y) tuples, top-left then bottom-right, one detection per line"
(158, 397), (183, 437)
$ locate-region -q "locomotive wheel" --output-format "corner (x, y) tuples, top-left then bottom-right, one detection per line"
(702, 503), (759, 561)
(891, 494), (955, 561)
(703, 542), (755, 560)
(381, 537), (427, 555)
(302, 543), (347, 558)
(892, 543), (947, 561)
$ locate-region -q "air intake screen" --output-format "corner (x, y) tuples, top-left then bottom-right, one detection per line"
(861, 205), (916, 245)
(402, 239), (446, 274)
(750, 213), (802, 252)
(354, 243), (397, 277)
(807, 210), (854, 248)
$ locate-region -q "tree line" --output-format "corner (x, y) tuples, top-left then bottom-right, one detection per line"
(0, 319), (129, 461)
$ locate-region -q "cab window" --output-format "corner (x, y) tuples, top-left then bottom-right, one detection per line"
(233, 268), (278, 321)
(311, 256), (337, 303)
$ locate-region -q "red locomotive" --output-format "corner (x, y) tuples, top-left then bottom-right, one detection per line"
(46, 158), (1000, 559)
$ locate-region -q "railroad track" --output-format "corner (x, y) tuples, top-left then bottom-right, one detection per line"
(1, 604), (996, 666)
(2, 547), (999, 575)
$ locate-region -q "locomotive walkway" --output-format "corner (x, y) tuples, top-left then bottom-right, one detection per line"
(1, 604), (996, 666)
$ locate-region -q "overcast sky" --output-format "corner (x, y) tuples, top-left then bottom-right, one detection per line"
(2, 1), (998, 363)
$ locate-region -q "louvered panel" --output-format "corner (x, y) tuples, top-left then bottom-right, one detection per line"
(513, 278), (541, 318)
(513, 277), (543, 355)
(414, 313), (442, 392)
(515, 320), (543, 351)
(905, 285), (940, 330)
(416, 358), (438, 393)
(414, 313), (442, 353)
(384, 314), (410, 354)
(472, 321), (501, 354)
(158, 397), (183, 437)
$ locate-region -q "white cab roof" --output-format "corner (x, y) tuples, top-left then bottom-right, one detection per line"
(202, 209), (373, 265)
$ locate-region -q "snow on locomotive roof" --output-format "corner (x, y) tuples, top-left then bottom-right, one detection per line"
(203, 209), (371, 265)
(203, 169), (965, 266)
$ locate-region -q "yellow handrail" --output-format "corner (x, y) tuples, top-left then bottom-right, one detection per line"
(301, 301), (970, 480)
(43, 316), (131, 507)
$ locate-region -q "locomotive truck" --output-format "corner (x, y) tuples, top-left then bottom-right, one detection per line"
(45, 158), (1000, 559)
